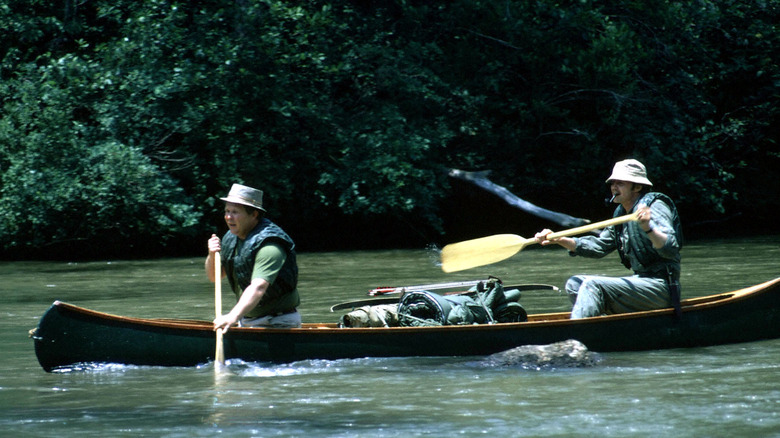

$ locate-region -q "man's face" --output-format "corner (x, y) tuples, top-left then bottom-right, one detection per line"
(224, 202), (258, 239)
(610, 180), (641, 204)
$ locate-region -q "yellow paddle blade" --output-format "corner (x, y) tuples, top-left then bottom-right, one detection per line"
(441, 234), (534, 273)
(440, 213), (640, 274)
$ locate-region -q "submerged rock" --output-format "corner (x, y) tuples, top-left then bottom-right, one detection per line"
(479, 339), (600, 369)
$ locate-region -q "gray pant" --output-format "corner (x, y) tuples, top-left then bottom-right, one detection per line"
(239, 311), (302, 328)
(565, 275), (671, 319)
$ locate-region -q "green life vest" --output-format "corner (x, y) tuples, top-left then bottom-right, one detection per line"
(612, 192), (683, 277)
(220, 219), (298, 305)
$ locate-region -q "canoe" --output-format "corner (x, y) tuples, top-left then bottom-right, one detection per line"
(31, 277), (780, 372)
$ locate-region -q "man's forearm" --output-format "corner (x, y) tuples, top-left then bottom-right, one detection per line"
(227, 281), (268, 321)
(205, 252), (218, 282)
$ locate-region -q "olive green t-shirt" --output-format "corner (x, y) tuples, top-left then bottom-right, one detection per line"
(231, 241), (300, 318)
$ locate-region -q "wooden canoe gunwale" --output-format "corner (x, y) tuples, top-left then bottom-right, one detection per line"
(45, 288), (741, 333)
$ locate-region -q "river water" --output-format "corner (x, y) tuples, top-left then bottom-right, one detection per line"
(2, 236), (779, 437)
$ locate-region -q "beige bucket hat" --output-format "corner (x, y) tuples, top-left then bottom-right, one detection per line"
(220, 184), (266, 211)
(605, 159), (653, 186)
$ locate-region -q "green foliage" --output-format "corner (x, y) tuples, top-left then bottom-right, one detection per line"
(1, 0), (778, 258)
(0, 11), (200, 257)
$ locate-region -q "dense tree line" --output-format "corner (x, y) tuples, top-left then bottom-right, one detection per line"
(1, 0), (778, 259)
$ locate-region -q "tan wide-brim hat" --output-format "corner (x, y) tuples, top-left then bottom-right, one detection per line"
(605, 159), (653, 186)
(220, 184), (266, 211)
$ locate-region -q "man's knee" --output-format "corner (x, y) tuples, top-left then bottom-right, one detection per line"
(568, 276), (606, 319)
(565, 276), (585, 303)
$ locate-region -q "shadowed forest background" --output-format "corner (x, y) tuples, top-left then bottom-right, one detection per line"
(1, 0), (778, 260)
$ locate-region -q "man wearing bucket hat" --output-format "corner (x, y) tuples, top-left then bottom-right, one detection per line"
(205, 183), (301, 330)
(535, 159), (682, 319)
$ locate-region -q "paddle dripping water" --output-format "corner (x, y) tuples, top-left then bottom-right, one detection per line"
(3, 236), (780, 437)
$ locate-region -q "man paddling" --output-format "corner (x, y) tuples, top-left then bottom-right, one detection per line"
(534, 159), (682, 319)
(206, 184), (301, 330)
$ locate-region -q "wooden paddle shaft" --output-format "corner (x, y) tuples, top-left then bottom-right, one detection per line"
(546, 212), (639, 240)
(214, 251), (222, 316)
(214, 251), (225, 365)
(368, 279), (487, 296)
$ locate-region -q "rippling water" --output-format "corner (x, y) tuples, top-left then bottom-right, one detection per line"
(2, 236), (779, 437)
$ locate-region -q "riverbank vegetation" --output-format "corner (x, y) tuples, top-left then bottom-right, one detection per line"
(1, 0), (778, 259)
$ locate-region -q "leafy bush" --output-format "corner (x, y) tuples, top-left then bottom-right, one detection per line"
(1, 0), (778, 258)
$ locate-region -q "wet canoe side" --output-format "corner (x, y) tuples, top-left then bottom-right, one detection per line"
(32, 277), (780, 372)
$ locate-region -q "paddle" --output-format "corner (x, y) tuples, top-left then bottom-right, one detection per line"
(214, 251), (225, 368)
(368, 279), (487, 296)
(440, 212), (640, 273)
(330, 283), (560, 312)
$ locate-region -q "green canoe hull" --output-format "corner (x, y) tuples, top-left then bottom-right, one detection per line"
(32, 277), (780, 372)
